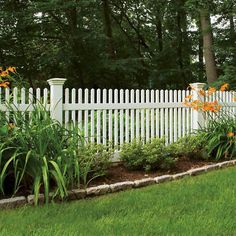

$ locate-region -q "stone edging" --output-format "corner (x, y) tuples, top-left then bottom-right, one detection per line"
(1, 160), (236, 209)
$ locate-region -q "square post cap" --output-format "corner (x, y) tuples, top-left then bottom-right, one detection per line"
(47, 78), (67, 86)
(190, 83), (206, 90)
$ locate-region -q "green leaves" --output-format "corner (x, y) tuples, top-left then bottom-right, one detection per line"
(0, 104), (111, 205)
(120, 138), (176, 172)
(199, 115), (236, 160)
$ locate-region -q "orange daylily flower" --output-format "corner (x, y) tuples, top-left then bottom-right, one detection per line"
(199, 89), (205, 96)
(220, 83), (229, 91)
(185, 94), (193, 100)
(7, 66), (16, 73)
(233, 97), (236, 102)
(227, 132), (235, 137)
(0, 81), (10, 88)
(0, 70), (9, 77)
(208, 87), (216, 95)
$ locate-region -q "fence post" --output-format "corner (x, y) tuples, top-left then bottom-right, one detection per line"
(47, 78), (67, 124)
(190, 82), (206, 131)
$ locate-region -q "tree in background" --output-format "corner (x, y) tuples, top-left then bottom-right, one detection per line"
(0, 0), (235, 89)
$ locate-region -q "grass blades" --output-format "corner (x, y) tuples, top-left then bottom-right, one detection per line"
(1, 168), (236, 235)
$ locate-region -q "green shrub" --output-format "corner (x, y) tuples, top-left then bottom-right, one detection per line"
(167, 134), (208, 160)
(120, 138), (176, 171)
(78, 143), (112, 186)
(198, 116), (236, 160)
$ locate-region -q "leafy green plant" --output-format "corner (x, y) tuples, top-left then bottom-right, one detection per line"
(78, 143), (112, 186)
(166, 134), (208, 160)
(120, 138), (176, 171)
(198, 115), (236, 160)
(0, 104), (111, 205)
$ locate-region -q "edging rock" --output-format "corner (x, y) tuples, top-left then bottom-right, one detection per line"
(86, 185), (110, 196)
(1, 160), (236, 209)
(27, 194), (45, 205)
(67, 189), (86, 201)
(172, 172), (189, 180)
(134, 178), (155, 188)
(205, 164), (219, 171)
(110, 181), (134, 192)
(187, 166), (207, 176)
(0, 196), (26, 209)
(154, 175), (172, 183)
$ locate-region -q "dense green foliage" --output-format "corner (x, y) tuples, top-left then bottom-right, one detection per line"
(1, 168), (236, 235)
(120, 138), (176, 171)
(199, 115), (236, 160)
(0, 106), (111, 204)
(167, 134), (208, 160)
(0, 0), (235, 89)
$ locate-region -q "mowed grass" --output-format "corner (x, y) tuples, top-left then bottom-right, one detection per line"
(1, 168), (236, 236)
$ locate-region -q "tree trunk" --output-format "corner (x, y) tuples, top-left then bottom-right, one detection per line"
(229, 15), (236, 62)
(156, 18), (163, 52)
(200, 10), (218, 84)
(102, 0), (115, 58)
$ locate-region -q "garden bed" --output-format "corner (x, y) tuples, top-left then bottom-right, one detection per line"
(89, 157), (214, 187)
(0, 157), (225, 205)
(0, 157), (215, 201)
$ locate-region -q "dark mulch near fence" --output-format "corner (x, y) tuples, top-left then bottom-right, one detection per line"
(89, 158), (214, 187)
(0, 157), (216, 200)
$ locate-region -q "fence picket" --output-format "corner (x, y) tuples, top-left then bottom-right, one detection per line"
(125, 89), (130, 143)
(173, 90), (177, 142)
(177, 90), (182, 138)
(71, 88), (76, 125)
(140, 90), (145, 140)
(182, 90), (186, 137)
(155, 90), (159, 138)
(64, 88), (69, 127)
(160, 90), (164, 138)
(169, 90), (173, 143)
(114, 89), (118, 147)
(84, 89), (89, 142)
(120, 89), (124, 146)
(78, 89), (83, 135)
(151, 90), (155, 139)
(90, 89), (95, 143)
(164, 90), (169, 144)
(102, 89), (107, 145)
(135, 90), (140, 140)
(145, 90), (150, 142)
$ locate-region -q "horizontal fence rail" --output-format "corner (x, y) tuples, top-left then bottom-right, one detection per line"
(0, 79), (236, 149)
(62, 88), (193, 146)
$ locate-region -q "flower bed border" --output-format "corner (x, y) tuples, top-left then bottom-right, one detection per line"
(1, 160), (236, 209)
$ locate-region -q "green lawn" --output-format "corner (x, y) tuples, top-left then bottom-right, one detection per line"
(1, 168), (236, 236)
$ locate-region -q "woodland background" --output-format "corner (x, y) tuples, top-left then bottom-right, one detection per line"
(0, 0), (235, 89)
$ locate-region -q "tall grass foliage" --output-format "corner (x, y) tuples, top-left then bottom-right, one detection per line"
(0, 104), (111, 205)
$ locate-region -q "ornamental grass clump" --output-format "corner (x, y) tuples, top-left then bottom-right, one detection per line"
(0, 68), (111, 204)
(0, 105), (82, 204)
(0, 104), (111, 205)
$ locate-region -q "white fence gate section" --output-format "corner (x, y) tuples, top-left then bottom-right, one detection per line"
(0, 78), (236, 148)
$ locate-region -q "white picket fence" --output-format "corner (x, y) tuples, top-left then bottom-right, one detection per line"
(1, 79), (236, 148)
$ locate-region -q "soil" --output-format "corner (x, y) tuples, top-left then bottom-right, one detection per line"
(88, 158), (215, 187)
(0, 157), (217, 200)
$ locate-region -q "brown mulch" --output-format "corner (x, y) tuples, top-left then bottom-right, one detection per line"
(88, 158), (215, 187)
(0, 158), (218, 200)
